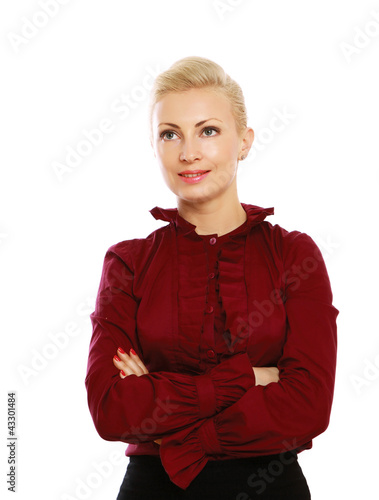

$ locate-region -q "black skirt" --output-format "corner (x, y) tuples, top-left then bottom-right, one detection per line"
(116, 453), (311, 500)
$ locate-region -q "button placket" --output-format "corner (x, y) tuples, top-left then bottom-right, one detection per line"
(207, 349), (216, 359)
(201, 237), (220, 365)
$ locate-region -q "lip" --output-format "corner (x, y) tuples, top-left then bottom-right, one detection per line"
(178, 170), (211, 184)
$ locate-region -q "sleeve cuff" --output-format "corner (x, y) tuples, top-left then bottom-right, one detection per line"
(198, 418), (222, 456)
(194, 374), (217, 418)
(159, 418), (222, 489)
(211, 352), (256, 412)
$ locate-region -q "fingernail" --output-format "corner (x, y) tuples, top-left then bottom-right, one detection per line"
(114, 355), (121, 362)
(118, 347), (125, 354)
(120, 370), (126, 376)
(130, 348), (136, 355)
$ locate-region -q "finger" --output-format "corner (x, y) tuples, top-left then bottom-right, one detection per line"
(113, 356), (138, 378)
(117, 347), (149, 375)
(128, 349), (149, 374)
(112, 355), (136, 376)
(120, 347), (148, 373)
(117, 351), (143, 375)
(112, 355), (128, 373)
(114, 351), (145, 376)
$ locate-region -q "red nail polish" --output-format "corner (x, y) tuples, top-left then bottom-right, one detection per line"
(118, 347), (125, 354)
(120, 370), (126, 376)
(114, 355), (121, 362)
(130, 348), (136, 355)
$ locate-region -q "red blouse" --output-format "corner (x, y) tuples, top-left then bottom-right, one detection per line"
(85, 203), (338, 490)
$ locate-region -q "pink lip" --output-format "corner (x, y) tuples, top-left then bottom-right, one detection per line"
(178, 170), (210, 184)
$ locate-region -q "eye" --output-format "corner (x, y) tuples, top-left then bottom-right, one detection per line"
(160, 130), (178, 141)
(202, 127), (219, 137)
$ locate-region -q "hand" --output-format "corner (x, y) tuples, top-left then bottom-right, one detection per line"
(112, 348), (161, 445)
(252, 367), (279, 386)
(113, 347), (149, 378)
(156, 365), (279, 447)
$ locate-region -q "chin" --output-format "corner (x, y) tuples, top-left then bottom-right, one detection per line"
(178, 190), (220, 204)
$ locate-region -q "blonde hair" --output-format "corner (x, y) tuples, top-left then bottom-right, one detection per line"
(149, 56), (247, 137)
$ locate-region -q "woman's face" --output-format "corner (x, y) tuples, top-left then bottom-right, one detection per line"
(151, 88), (252, 204)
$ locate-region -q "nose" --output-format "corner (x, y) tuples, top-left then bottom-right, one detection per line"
(179, 138), (202, 162)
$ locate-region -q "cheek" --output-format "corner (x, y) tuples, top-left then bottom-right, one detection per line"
(205, 137), (239, 160)
(204, 140), (223, 158)
(209, 142), (238, 170)
(157, 143), (177, 163)
(155, 147), (171, 171)
(156, 150), (177, 183)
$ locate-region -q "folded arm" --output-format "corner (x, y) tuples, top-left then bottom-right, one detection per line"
(158, 233), (339, 489)
(85, 246), (257, 444)
(111, 347), (280, 445)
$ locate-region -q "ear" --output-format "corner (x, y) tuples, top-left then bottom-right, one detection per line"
(239, 127), (254, 160)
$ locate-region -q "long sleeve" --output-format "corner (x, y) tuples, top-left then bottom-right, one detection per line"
(159, 233), (338, 489)
(85, 245), (256, 444)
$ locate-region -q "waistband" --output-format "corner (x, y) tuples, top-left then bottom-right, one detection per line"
(128, 451), (298, 467)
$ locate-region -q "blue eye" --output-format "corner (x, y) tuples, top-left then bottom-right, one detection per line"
(160, 130), (178, 140)
(202, 127), (219, 137)
(159, 127), (219, 140)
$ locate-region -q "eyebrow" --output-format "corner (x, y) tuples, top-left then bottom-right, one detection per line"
(158, 118), (223, 129)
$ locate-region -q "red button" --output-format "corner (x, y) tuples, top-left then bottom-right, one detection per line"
(209, 237), (217, 245)
(207, 349), (216, 359)
(205, 305), (214, 313)
(208, 272), (215, 279)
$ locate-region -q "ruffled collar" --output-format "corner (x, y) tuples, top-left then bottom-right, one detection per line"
(149, 203), (274, 236)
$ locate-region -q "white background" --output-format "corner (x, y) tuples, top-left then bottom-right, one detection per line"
(1, 1), (378, 498)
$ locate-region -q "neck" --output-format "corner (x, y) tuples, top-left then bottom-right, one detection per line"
(177, 192), (247, 237)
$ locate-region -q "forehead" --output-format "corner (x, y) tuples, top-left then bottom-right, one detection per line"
(152, 88), (234, 126)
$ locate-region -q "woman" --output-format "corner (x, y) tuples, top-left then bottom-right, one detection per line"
(85, 56), (338, 499)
